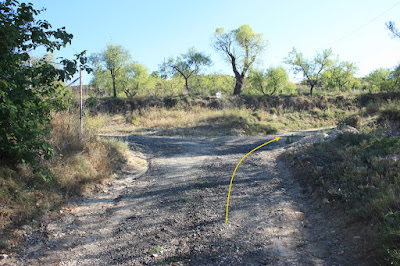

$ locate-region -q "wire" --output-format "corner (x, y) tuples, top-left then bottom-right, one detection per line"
(66, 76), (80, 87)
(328, 1), (400, 46)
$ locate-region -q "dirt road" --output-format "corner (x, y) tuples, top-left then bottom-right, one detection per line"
(12, 134), (364, 265)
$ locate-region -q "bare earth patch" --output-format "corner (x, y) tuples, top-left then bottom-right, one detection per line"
(9, 133), (366, 265)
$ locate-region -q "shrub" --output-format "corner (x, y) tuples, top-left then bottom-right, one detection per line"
(337, 114), (361, 128)
(0, 1), (89, 165)
(291, 135), (400, 263)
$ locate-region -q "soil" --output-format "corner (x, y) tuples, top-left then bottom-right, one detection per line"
(7, 132), (368, 265)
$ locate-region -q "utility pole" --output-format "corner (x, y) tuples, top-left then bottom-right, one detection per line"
(80, 67), (83, 135)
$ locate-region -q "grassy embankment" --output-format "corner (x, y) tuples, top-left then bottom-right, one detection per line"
(286, 97), (400, 264)
(0, 110), (132, 250)
(88, 94), (353, 136)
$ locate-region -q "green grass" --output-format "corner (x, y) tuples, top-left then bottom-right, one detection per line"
(287, 99), (400, 264)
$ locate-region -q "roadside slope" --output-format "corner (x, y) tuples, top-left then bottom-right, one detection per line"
(12, 134), (365, 265)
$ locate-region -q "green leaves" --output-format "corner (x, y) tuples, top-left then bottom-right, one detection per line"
(90, 45), (151, 97)
(213, 25), (267, 95)
(367, 68), (397, 92)
(161, 48), (211, 93)
(248, 67), (293, 95)
(285, 48), (333, 95)
(322, 60), (358, 92)
(90, 44), (131, 97)
(0, 0), (86, 165)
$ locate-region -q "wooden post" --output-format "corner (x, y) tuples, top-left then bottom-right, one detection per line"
(80, 67), (83, 135)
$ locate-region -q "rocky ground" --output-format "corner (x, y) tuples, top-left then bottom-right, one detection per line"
(6, 131), (367, 265)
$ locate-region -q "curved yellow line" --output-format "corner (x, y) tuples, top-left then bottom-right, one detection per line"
(225, 137), (280, 223)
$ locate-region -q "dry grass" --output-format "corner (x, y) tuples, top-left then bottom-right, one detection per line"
(0, 111), (130, 241)
(286, 99), (400, 264)
(94, 106), (338, 136)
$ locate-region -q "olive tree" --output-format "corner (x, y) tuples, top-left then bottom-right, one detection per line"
(213, 25), (267, 95)
(161, 48), (211, 93)
(248, 67), (292, 95)
(322, 60), (358, 92)
(367, 68), (397, 92)
(90, 44), (131, 97)
(285, 48), (332, 95)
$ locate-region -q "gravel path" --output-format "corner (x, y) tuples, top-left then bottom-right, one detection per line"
(11, 134), (365, 265)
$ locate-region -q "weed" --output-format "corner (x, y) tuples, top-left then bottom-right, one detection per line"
(285, 134), (302, 144)
(378, 101), (400, 122)
(169, 255), (184, 262)
(178, 195), (193, 202)
(147, 246), (163, 254)
(337, 114), (361, 129)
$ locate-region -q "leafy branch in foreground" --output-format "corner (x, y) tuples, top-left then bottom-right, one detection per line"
(0, 0), (90, 164)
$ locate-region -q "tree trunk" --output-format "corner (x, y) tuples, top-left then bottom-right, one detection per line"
(233, 75), (244, 95)
(112, 76), (117, 97)
(184, 78), (190, 94)
(111, 68), (117, 97)
(309, 84), (314, 96)
(271, 85), (277, 95)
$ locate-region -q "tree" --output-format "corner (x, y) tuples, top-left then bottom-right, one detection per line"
(0, 0), (89, 164)
(392, 64), (400, 91)
(213, 25), (267, 95)
(366, 68), (397, 92)
(265, 67), (291, 95)
(248, 67), (292, 95)
(90, 44), (131, 97)
(189, 73), (235, 95)
(161, 48), (211, 93)
(322, 60), (358, 92)
(248, 69), (266, 94)
(120, 63), (151, 97)
(285, 48), (332, 95)
(386, 21), (400, 39)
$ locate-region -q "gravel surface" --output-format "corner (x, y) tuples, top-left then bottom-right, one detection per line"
(10, 133), (366, 265)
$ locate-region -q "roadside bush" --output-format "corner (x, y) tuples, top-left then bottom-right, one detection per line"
(337, 114), (361, 128)
(0, 111), (128, 234)
(379, 102), (400, 122)
(0, 1), (89, 165)
(291, 134), (400, 263)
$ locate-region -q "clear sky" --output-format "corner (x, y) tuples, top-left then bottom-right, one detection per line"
(28, 0), (400, 84)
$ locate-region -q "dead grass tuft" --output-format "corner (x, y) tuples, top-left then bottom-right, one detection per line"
(0, 111), (130, 244)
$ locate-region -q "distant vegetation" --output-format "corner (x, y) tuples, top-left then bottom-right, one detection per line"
(86, 25), (400, 98)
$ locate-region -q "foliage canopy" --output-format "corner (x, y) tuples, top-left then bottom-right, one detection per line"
(285, 48), (332, 95)
(213, 25), (267, 95)
(90, 44), (131, 97)
(160, 48), (211, 93)
(0, 0), (88, 164)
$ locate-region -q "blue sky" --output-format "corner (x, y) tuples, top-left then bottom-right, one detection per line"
(29, 0), (400, 84)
